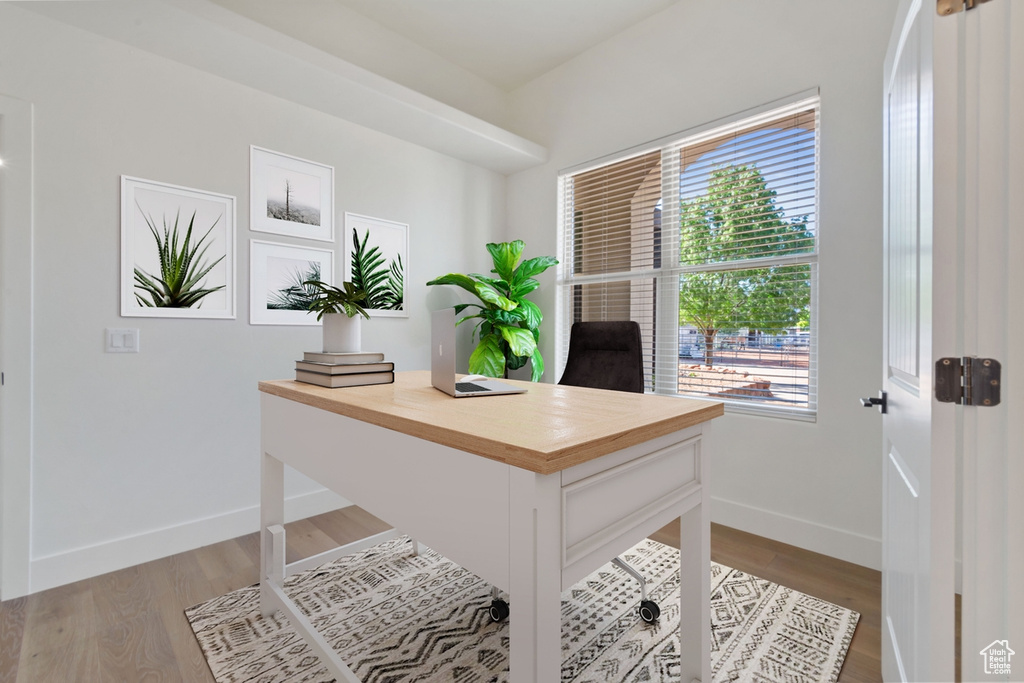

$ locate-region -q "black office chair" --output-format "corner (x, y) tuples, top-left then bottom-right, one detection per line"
(487, 321), (662, 625)
(559, 320), (645, 393)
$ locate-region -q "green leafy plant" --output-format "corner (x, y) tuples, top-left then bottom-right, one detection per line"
(349, 228), (405, 311)
(303, 280), (370, 320)
(134, 207), (225, 308)
(381, 254), (404, 310)
(350, 228), (390, 309)
(268, 262), (321, 310)
(427, 240), (558, 381)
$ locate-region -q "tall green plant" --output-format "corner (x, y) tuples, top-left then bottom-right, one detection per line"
(134, 207), (225, 308)
(427, 240), (557, 381)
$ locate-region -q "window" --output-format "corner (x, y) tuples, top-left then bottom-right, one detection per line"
(556, 95), (819, 418)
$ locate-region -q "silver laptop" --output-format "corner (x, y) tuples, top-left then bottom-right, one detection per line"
(431, 308), (527, 397)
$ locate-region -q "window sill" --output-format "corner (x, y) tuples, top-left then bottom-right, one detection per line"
(721, 399), (817, 423)
(658, 391), (817, 423)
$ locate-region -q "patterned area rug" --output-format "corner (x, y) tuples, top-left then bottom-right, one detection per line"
(186, 536), (858, 682)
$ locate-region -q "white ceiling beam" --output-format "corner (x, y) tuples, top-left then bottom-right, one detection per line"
(24, 0), (547, 174)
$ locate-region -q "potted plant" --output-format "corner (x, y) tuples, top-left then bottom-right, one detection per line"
(427, 240), (558, 381)
(304, 280), (370, 353)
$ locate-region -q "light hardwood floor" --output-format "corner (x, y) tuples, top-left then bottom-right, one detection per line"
(1, 507), (882, 682)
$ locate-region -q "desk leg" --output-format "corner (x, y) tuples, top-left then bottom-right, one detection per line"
(260, 451), (284, 618)
(679, 437), (711, 683)
(509, 469), (561, 683)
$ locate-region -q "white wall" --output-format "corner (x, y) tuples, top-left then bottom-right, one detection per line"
(505, 0), (899, 569)
(0, 5), (505, 593)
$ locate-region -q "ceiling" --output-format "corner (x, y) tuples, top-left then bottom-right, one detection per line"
(213, 0), (680, 92)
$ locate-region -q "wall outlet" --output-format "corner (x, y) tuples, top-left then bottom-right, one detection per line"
(106, 328), (140, 353)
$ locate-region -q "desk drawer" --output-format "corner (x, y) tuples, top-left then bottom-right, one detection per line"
(561, 437), (699, 569)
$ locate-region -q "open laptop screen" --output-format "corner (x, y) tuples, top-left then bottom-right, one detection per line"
(430, 308), (526, 397)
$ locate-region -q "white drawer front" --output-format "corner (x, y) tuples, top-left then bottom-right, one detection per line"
(562, 437), (699, 567)
(560, 425), (703, 487)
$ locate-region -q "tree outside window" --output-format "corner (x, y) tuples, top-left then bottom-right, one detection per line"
(679, 163), (813, 367)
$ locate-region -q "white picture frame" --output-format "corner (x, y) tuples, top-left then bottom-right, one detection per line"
(344, 212), (409, 318)
(121, 176), (236, 319)
(250, 146), (334, 242)
(250, 240), (334, 325)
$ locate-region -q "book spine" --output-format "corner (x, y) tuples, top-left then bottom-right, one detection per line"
(302, 352), (385, 364)
(294, 370), (394, 388)
(295, 361), (394, 375)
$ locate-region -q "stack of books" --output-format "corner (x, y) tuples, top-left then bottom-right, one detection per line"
(294, 350), (395, 388)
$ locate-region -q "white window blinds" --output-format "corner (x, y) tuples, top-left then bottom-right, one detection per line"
(557, 96), (819, 418)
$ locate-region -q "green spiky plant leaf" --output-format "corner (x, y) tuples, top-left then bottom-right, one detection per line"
(133, 206), (225, 308)
(268, 262), (321, 310)
(381, 253), (404, 310)
(303, 280), (370, 321)
(350, 228), (390, 309)
(427, 240), (557, 381)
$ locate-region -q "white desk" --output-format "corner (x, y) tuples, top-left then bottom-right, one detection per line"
(259, 371), (722, 682)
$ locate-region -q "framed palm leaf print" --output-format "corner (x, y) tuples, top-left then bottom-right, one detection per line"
(344, 213), (408, 318)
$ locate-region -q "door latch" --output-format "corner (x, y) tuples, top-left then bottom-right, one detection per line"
(935, 357), (1001, 406)
(860, 391), (887, 414)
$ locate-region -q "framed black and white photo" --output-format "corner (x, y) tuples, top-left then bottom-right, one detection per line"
(250, 146), (334, 242)
(250, 240), (334, 325)
(344, 212), (408, 318)
(121, 176), (236, 319)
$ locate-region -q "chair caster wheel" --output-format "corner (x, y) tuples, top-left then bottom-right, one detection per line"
(639, 600), (660, 623)
(489, 598), (510, 622)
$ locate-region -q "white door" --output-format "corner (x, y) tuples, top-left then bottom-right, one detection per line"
(883, 1), (1022, 680)
(881, 0), (956, 680)
(957, 2), (1023, 680)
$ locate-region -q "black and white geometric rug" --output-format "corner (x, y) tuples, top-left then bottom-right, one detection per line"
(186, 536), (858, 682)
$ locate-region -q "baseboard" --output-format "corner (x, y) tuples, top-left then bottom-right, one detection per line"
(712, 496), (881, 571)
(29, 492), (883, 594)
(29, 489), (350, 594)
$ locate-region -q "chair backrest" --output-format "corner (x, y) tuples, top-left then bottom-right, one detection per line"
(558, 321), (644, 393)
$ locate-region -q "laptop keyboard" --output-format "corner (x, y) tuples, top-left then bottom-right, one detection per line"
(456, 382), (491, 393)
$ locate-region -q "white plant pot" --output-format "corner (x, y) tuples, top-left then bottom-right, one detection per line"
(322, 313), (362, 353)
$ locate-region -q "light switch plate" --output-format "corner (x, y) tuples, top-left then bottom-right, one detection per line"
(106, 328), (140, 353)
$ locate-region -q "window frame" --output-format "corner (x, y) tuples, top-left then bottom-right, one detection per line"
(555, 90), (820, 421)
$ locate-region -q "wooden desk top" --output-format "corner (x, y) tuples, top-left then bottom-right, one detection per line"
(260, 371), (723, 474)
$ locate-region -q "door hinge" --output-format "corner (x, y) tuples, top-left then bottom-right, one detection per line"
(935, 357), (1001, 406)
(937, 0), (992, 16)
